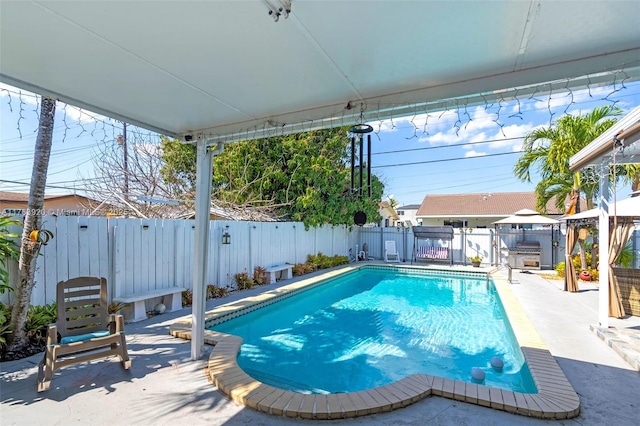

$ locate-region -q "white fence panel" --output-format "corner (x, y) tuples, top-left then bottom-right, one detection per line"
(174, 220), (194, 289)
(1, 217), (585, 307)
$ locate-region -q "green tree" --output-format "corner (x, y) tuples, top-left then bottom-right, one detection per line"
(514, 105), (623, 270)
(160, 127), (384, 227)
(8, 97), (56, 352)
(514, 105), (622, 214)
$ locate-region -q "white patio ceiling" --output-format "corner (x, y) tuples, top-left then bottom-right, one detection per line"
(1, 1), (640, 144)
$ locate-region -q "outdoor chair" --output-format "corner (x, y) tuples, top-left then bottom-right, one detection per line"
(37, 277), (131, 392)
(384, 240), (400, 263)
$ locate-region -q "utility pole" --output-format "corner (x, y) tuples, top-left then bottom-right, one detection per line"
(116, 122), (129, 201)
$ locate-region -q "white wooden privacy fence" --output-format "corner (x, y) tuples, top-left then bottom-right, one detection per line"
(5, 216), (637, 308)
(354, 227), (563, 268)
(4, 216), (356, 307)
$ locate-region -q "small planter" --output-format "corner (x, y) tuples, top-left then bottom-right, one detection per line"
(579, 271), (591, 281)
(472, 262), (481, 268)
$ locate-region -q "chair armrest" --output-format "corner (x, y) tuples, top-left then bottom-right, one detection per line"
(109, 314), (126, 333)
(46, 324), (58, 346)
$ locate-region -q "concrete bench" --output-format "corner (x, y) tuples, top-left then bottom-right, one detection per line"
(114, 286), (186, 322)
(265, 264), (293, 284)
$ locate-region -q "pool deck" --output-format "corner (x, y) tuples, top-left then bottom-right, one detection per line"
(1, 263), (639, 425)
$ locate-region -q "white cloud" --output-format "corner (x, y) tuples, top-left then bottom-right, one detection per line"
(464, 150), (487, 158)
(59, 104), (109, 125)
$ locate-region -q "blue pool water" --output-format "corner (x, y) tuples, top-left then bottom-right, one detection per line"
(210, 267), (537, 394)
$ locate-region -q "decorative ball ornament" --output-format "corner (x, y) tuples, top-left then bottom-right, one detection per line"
(471, 367), (485, 382)
(354, 211), (367, 226)
(490, 356), (504, 370)
(154, 303), (166, 314)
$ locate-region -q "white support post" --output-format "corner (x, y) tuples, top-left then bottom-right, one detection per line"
(597, 163), (610, 328)
(191, 137), (214, 360)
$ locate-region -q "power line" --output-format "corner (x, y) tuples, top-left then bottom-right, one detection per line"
(373, 137), (522, 156)
(373, 151), (522, 168)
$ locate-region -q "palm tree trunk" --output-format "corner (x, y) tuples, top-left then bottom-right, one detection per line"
(8, 97), (56, 351)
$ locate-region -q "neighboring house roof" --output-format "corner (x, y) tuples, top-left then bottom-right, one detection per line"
(0, 191), (96, 203)
(417, 192), (573, 217)
(397, 204), (421, 210)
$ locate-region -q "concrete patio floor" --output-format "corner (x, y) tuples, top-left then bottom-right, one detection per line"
(1, 266), (638, 425)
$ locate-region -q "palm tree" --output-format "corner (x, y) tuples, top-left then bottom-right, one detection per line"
(7, 97), (56, 352)
(514, 105), (622, 270)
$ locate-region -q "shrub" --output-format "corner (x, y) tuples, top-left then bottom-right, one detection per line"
(207, 285), (228, 299)
(293, 253), (349, 278)
(182, 289), (193, 307)
(108, 301), (128, 314)
(0, 302), (11, 345)
(25, 302), (57, 331)
(235, 272), (255, 290)
(555, 262), (565, 278)
(253, 267), (267, 285)
(330, 255), (349, 267)
(0, 215), (21, 294)
(292, 263), (306, 276)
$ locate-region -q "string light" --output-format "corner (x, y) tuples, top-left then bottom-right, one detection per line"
(2, 66), (640, 147)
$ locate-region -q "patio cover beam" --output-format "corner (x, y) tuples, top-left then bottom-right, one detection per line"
(191, 137), (215, 360)
(597, 165), (611, 328)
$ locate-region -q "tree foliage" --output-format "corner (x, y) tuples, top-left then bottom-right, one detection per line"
(514, 105), (624, 213)
(160, 127), (384, 227)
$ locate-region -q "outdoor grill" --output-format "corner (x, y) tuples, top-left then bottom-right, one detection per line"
(507, 241), (541, 270)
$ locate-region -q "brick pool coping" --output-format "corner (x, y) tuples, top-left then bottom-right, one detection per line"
(169, 264), (580, 419)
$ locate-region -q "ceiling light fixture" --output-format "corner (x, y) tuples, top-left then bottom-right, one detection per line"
(263, 0), (291, 22)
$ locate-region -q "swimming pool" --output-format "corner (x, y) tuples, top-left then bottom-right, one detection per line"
(211, 267), (536, 394)
(170, 264), (580, 419)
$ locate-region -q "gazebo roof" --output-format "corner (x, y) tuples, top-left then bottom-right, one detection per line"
(570, 106), (640, 171)
(562, 196), (640, 221)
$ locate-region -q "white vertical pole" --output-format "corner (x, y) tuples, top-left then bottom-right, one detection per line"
(191, 137), (214, 360)
(598, 163), (610, 328)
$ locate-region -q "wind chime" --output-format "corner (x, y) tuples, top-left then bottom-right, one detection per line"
(349, 112), (373, 227)
(349, 119), (373, 198)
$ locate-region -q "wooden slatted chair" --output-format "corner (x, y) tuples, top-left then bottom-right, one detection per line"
(37, 277), (131, 392)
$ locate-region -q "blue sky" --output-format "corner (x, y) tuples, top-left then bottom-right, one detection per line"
(1, 81), (640, 207)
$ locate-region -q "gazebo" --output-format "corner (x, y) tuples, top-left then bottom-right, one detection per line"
(569, 106), (640, 326)
(562, 196), (640, 316)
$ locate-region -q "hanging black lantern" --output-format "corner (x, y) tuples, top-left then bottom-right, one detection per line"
(349, 123), (373, 198)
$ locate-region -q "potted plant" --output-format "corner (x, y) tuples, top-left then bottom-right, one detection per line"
(579, 270), (592, 281)
(468, 255), (483, 267)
